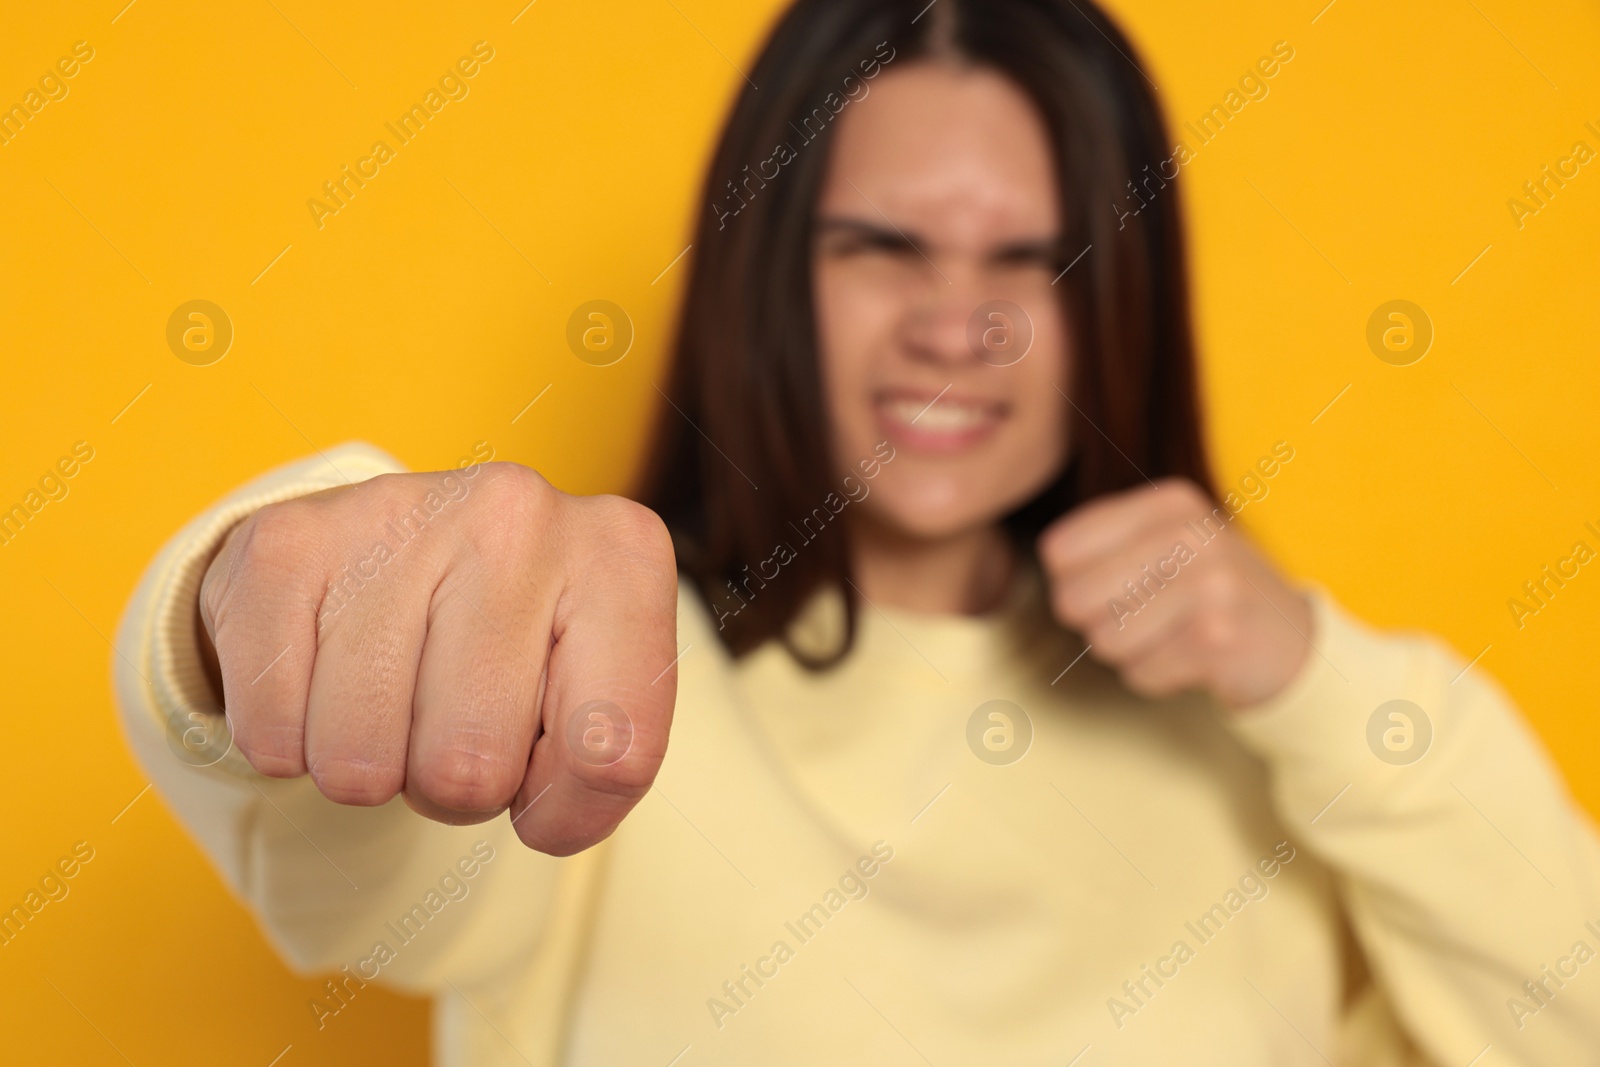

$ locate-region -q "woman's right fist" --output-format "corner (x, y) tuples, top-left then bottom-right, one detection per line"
(197, 462), (679, 857)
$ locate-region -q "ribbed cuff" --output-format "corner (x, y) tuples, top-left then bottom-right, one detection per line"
(1220, 587), (1421, 798)
(141, 444), (408, 777)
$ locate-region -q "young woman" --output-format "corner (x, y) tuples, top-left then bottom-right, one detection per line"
(115, 0), (1600, 1063)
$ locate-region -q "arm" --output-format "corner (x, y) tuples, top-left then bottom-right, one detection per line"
(112, 443), (673, 998)
(1228, 593), (1600, 1065)
(1039, 477), (1600, 1063)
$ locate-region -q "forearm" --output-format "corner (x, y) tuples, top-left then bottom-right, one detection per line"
(1228, 592), (1600, 1063)
(111, 444), (564, 990)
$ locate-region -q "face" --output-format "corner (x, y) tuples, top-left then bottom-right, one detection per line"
(812, 61), (1070, 542)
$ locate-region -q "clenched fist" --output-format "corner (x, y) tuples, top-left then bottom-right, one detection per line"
(196, 462), (679, 856)
(1039, 478), (1313, 708)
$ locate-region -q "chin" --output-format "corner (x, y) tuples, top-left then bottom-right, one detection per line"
(861, 483), (1007, 542)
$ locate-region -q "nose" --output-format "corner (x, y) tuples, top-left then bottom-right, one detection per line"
(900, 259), (1016, 367)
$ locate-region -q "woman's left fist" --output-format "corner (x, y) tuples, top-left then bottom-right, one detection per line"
(1038, 478), (1313, 709)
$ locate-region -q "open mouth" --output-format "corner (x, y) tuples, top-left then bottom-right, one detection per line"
(875, 388), (1008, 454)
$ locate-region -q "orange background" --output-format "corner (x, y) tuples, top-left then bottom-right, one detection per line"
(2, 0), (1597, 1062)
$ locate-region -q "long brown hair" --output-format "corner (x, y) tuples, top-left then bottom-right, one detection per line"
(641, 0), (1214, 666)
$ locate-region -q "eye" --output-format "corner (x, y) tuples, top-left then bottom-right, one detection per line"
(825, 232), (912, 258)
(815, 220), (925, 263)
(993, 246), (1065, 273)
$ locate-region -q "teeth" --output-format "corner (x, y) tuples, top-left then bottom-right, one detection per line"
(884, 397), (994, 431)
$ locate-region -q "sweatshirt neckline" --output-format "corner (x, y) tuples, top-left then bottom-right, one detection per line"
(780, 561), (1053, 682)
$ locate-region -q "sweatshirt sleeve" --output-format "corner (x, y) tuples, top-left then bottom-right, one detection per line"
(1226, 589), (1600, 1065)
(110, 443), (580, 999)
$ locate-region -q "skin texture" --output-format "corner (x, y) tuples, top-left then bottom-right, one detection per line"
(812, 61), (1313, 707)
(812, 63), (1069, 615)
(199, 464), (678, 856)
(196, 61), (1313, 860)
(1039, 478), (1315, 708)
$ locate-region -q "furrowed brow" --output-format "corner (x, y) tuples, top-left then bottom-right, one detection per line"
(814, 216), (928, 251)
(991, 236), (1066, 263)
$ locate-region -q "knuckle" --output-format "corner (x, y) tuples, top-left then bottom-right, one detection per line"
(1050, 583), (1089, 626)
(231, 720), (306, 778)
(594, 496), (674, 561)
(1199, 569), (1239, 609)
(481, 461), (556, 513)
(210, 503), (320, 619)
(511, 818), (557, 855)
(565, 739), (661, 801)
(1153, 475), (1191, 493)
(510, 815), (545, 853)
(414, 741), (524, 813)
(1059, 592), (1106, 634)
(310, 755), (405, 806)
(1088, 620), (1129, 656)
(512, 815), (604, 858)
(1157, 479), (1212, 522)
(463, 463), (557, 551)
(1085, 620), (1129, 658)
(1196, 610), (1236, 650)
(1154, 477), (1199, 505)
(237, 499), (317, 568)
(357, 473), (426, 524)
(568, 496), (678, 600)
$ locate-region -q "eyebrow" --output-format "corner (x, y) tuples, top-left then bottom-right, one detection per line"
(814, 215), (1064, 262)
(815, 216), (926, 251)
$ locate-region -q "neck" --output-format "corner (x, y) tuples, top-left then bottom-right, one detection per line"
(849, 516), (1016, 616)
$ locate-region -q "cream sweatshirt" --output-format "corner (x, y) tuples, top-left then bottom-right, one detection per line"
(113, 444), (1600, 1066)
